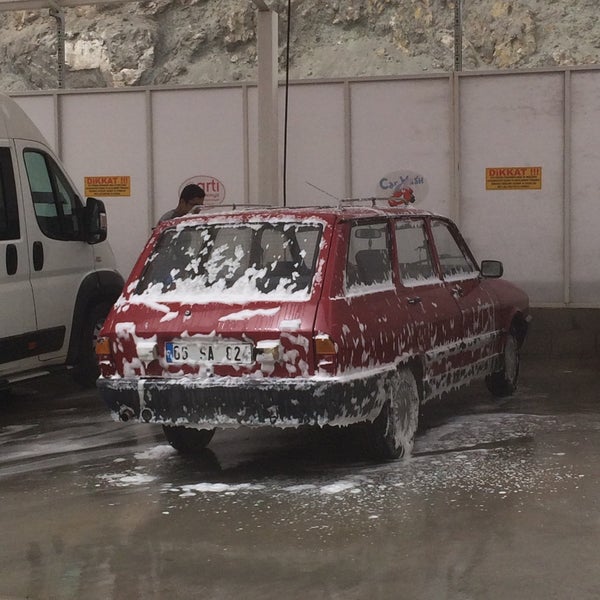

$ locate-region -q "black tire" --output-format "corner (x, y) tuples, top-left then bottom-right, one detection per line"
(162, 425), (216, 454)
(486, 331), (520, 397)
(72, 301), (112, 388)
(365, 368), (420, 460)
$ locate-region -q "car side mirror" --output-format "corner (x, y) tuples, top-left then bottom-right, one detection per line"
(480, 259), (503, 278)
(84, 197), (108, 244)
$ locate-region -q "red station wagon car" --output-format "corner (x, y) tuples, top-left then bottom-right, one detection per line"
(96, 203), (530, 459)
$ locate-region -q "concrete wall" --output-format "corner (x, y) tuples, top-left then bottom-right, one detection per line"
(10, 67), (600, 315)
(522, 308), (600, 358)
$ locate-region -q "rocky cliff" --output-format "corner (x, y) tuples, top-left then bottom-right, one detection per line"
(0, 0), (598, 91)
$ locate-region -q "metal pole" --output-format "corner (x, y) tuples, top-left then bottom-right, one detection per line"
(454, 0), (462, 72)
(252, 1), (279, 205)
(49, 3), (65, 88)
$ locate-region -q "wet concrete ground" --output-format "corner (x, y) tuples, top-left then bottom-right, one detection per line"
(0, 357), (599, 600)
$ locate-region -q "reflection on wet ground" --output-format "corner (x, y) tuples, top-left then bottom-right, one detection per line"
(0, 357), (599, 599)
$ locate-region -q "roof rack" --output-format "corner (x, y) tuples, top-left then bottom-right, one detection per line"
(338, 196), (413, 208)
(190, 203), (275, 214)
(184, 200), (416, 215)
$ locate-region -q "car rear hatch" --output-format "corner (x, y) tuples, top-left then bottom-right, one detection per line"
(105, 215), (331, 379)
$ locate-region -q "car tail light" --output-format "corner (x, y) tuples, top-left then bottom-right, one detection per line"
(314, 334), (337, 375)
(95, 336), (116, 377)
(256, 340), (281, 362)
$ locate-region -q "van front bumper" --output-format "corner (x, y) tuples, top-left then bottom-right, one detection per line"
(97, 371), (391, 429)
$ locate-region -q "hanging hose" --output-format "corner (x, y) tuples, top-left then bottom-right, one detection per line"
(282, 0), (292, 206)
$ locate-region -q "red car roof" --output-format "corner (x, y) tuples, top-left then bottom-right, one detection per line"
(157, 203), (436, 230)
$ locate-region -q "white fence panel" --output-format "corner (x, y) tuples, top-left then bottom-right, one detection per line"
(349, 77), (453, 215)
(571, 70), (600, 305)
(152, 87), (246, 217)
(11, 66), (600, 306)
(272, 82), (347, 206)
(60, 92), (150, 277)
(459, 72), (565, 304)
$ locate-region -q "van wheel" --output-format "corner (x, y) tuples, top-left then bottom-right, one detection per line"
(162, 425), (216, 453)
(366, 368), (420, 460)
(72, 301), (111, 388)
(486, 331), (519, 397)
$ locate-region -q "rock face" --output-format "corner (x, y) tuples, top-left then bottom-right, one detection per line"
(0, 0), (599, 91)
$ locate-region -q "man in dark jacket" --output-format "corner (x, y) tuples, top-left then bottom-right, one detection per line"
(158, 184), (205, 223)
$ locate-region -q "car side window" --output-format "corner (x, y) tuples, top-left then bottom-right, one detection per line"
(430, 219), (477, 279)
(346, 221), (392, 290)
(23, 150), (82, 241)
(0, 147), (20, 240)
(395, 219), (438, 285)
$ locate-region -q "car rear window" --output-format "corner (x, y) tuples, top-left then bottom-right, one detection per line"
(134, 221), (323, 301)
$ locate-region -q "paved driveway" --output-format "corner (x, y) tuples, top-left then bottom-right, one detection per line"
(0, 357), (599, 599)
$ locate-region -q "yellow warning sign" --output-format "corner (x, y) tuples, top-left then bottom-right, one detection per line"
(84, 176), (131, 197)
(485, 167), (542, 191)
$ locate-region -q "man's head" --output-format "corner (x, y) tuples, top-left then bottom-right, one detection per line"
(179, 184), (205, 214)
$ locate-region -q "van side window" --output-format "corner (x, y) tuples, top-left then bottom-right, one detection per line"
(346, 221), (392, 290)
(395, 219), (438, 285)
(23, 150), (82, 241)
(0, 147), (20, 240)
(431, 219), (477, 279)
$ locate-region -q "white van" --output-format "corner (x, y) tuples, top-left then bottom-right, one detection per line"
(0, 93), (123, 388)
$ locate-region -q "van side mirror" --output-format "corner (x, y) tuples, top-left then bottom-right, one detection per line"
(84, 197), (108, 244)
(480, 259), (503, 278)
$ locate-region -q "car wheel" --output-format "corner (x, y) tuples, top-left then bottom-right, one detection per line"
(72, 301), (112, 388)
(162, 425), (216, 453)
(486, 331), (519, 397)
(367, 368), (420, 460)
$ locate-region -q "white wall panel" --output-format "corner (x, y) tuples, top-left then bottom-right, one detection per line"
(288, 82), (346, 207)
(60, 92), (149, 277)
(570, 71), (600, 304)
(249, 83), (346, 206)
(152, 88), (245, 213)
(459, 73), (565, 304)
(285, 84), (346, 207)
(12, 67), (600, 306)
(350, 78), (452, 215)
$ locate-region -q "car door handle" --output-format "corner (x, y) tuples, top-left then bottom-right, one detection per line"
(5, 243), (17, 275)
(451, 285), (464, 298)
(407, 296), (422, 305)
(33, 241), (44, 271)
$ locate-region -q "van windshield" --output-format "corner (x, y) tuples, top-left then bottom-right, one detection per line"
(134, 222), (323, 302)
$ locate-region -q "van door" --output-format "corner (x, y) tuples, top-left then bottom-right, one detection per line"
(15, 140), (95, 362)
(0, 145), (39, 376)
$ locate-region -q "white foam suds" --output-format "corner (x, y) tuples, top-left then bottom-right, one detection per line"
(134, 445), (177, 460)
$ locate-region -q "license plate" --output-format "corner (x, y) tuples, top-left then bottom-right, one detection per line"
(165, 341), (253, 365)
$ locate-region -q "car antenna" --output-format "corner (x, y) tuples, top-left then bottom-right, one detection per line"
(305, 181), (340, 202)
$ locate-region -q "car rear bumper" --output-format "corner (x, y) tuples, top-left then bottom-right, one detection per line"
(97, 370), (391, 429)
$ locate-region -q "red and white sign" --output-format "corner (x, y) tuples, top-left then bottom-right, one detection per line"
(377, 170), (429, 206)
(179, 175), (226, 206)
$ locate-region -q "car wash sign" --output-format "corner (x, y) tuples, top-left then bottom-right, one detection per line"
(486, 166), (542, 190)
(180, 175), (226, 205)
(377, 170), (429, 206)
